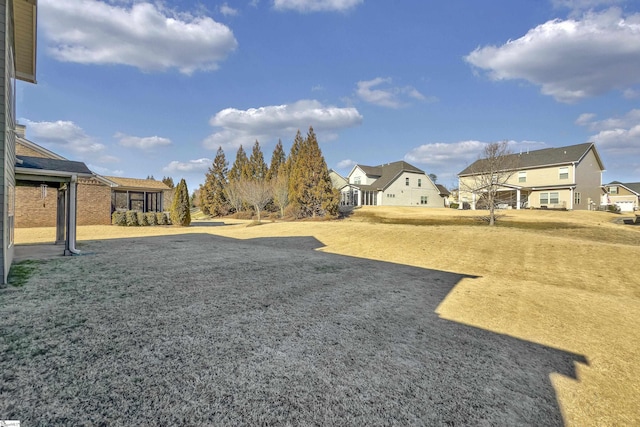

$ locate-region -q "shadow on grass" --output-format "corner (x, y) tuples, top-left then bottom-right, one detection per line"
(0, 233), (586, 425)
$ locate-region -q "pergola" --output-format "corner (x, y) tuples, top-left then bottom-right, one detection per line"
(15, 155), (94, 255)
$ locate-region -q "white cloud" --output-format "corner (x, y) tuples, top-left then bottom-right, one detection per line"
(336, 159), (357, 169)
(551, 0), (625, 12)
(40, 0), (238, 74)
(163, 158), (212, 173)
(356, 77), (433, 108)
(465, 8), (640, 102)
(220, 3), (239, 16)
(576, 109), (640, 154)
(88, 164), (125, 176)
(115, 132), (172, 149)
(203, 99), (363, 151)
(273, 0), (363, 13)
(23, 119), (109, 157)
(405, 140), (547, 173)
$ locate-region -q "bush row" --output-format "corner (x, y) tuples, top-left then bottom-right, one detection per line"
(111, 211), (171, 226)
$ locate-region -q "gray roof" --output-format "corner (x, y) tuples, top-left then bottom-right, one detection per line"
(436, 184), (451, 196)
(607, 181), (640, 195)
(356, 161), (426, 190)
(459, 143), (603, 176)
(16, 155), (93, 176)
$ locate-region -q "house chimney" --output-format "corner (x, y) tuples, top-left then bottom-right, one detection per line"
(15, 123), (26, 138)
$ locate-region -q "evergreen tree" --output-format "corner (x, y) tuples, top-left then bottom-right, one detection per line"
(266, 139), (286, 181)
(289, 127), (339, 218)
(162, 176), (175, 188)
(244, 140), (268, 181)
(285, 130), (304, 177)
(229, 145), (249, 182)
(202, 147), (230, 216)
(170, 178), (191, 226)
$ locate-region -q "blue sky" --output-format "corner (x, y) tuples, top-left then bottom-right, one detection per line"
(17, 0), (640, 192)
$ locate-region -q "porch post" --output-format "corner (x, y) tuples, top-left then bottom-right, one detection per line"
(516, 189), (521, 210)
(471, 192), (476, 210)
(55, 187), (66, 245)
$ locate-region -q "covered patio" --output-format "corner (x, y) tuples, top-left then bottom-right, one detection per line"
(15, 155), (94, 256)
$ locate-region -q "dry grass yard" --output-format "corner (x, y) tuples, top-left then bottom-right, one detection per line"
(7, 207), (640, 425)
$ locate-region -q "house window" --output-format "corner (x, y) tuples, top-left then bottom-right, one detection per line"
(354, 177), (361, 185)
(420, 196), (428, 205)
(609, 186), (618, 194)
(574, 192), (581, 205)
(540, 192), (559, 205)
(559, 167), (569, 180)
(518, 172), (527, 183)
(418, 179), (422, 187)
(405, 177), (410, 186)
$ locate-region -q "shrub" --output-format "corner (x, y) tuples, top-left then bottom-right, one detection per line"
(449, 203), (459, 209)
(606, 204), (621, 213)
(170, 178), (191, 226)
(125, 211), (139, 226)
(111, 211), (126, 226)
(156, 212), (168, 225)
(146, 212), (157, 226)
(137, 211), (149, 226)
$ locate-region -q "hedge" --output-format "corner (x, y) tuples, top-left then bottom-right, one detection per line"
(111, 211), (170, 226)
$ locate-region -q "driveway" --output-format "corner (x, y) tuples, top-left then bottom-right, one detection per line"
(1, 233), (584, 425)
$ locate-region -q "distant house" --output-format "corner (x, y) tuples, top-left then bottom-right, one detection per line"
(15, 127), (172, 228)
(436, 184), (451, 207)
(604, 181), (640, 212)
(335, 161), (443, 207)
(458, 143), (605, 210)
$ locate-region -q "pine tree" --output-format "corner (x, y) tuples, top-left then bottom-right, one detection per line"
(244, 140), (268, 181)
(161, 176), (175, 188)
(285, 130), (304, 177)
(202, 147), (229, 216)
(266, 139), (286, 181)
(289, 127), (339, 218)
(229, 145), (249, 182)
(170, 178), (191, 226)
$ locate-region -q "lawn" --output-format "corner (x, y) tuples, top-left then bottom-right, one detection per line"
(4, 207), (640, 425)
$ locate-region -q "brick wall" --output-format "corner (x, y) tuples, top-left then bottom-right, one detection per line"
(77, 178), (112, 225)
(16, 179), (112, 228)
(16, 185), (58, 227)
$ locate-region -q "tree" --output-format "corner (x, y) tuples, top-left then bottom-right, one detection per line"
(238, 179), (272, 222)
(170, 178), (191, 226)
(288, 127), (339, 218)
(244, 140), (268, 181)
(459, 141), (519, 226)
(266, 139), (286, 181)
(229, 145), (249, 182)
(224, 180), (243, 214)
(285, 129), (304, 177)
(162, 176), (175, 188)
(428, 173), (437, 183)
(202, 147), (230, 216)
(272, 165), (289, 218)
(146, 175), (155, 180)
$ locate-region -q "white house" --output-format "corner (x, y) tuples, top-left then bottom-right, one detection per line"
(336, 161), (444, 208)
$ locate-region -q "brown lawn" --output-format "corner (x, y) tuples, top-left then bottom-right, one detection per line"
(14, 207), (640, 426)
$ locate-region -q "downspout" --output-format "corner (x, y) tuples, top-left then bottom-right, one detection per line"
(67, 174), (81, 255)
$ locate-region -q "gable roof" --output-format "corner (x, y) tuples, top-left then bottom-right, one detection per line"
(458, 143), (604, 176)
(17, 135), (67, 160)
(607, 181), (640, 196)
(16, 155), (93, 176)
(104, 176), (171, 191)
(436, 184), (451, 196)
(353, 161), (428, 191)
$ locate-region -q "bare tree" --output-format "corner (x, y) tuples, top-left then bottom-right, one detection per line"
(224, 180), (243, 214)
(459, 141), (519, 226)
(238, 179), (273, 222)
(272, 170), (289, 218)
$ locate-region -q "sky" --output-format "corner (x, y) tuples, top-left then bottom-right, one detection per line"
(16, 0), (640, 192)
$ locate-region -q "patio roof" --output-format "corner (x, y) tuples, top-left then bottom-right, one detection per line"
(16, 155), (93, 184)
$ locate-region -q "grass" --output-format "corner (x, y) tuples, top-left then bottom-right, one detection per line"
(6, 260), (39, 287)
(6, 207), (640, 425)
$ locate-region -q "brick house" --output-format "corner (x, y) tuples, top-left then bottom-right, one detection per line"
(15, 125), (173, 227)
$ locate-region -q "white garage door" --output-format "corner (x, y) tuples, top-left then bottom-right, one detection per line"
(615, 201), (636, 212)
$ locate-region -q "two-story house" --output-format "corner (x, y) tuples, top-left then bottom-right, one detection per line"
(458, 143), (605, 210)
(604, 181), (640, 212)
(336, 161), (444, 208)
(1, 0), (38, 283)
